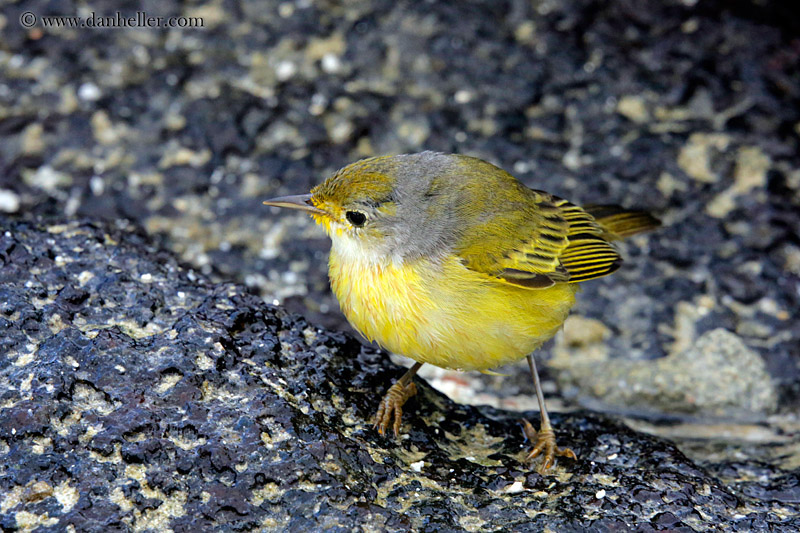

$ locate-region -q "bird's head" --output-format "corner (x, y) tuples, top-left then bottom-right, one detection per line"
(263, 153), (466, 262)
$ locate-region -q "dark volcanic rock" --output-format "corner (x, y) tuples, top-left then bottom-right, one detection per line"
(0, 0), (797, 420)
(1, 219), (798, 531)
(1, 0), (800, 529)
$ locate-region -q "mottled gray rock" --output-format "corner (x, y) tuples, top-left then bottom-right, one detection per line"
(552, 325), (778, 416)
(1, 219), (798, 531)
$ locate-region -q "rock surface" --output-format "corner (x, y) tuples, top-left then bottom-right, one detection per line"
(552, 325), (778, 416)
(1, 218), (799, 531)
(1, 0), (799, 529)
(0, 0), (797, 418)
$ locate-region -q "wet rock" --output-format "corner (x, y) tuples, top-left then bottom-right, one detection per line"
(1, 218), (799, 531)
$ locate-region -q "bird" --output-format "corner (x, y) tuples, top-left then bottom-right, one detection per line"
(263, 151), (659, 472)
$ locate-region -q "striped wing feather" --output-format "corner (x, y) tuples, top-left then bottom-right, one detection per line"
(458, 190), (623, 288)
(550, 197), (622, 283)
(497, 197), (571, 288)
(457, 173), (661, 289)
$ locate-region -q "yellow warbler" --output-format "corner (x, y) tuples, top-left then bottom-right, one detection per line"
(264, 152), (659, 472)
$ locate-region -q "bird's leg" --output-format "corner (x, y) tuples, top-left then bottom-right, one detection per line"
(522, 354), (577, 473)
(374, 362), (423, 437)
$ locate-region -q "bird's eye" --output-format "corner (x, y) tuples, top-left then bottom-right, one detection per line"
(345, 210), (367, 227)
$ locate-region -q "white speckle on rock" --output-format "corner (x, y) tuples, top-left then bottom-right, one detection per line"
(20, 373), (34, 392)
(275, 60), (297, 81)
(140, 273), (153, 283)
(596, 489), (606, 499)
(677, 133), (731, 183)
(0, 189), (20, 213)
(513, 161), (530, 174)
(410, 460), (424, 472)
(562, 148), (581, 170)
(321, 53), (341, 73)
(616, 95), (649, 123)
(55, 481), (80, 512)
(278, 2), (294, 17)
(89, 176), (105, 196)
(504, 481), (525, 494)
(77, 271), (94, 286)
(78, 82), (102, 102)
(24, 166), (71, 192)
(454, 90), (473, 104)
(9, 55), (25, 69)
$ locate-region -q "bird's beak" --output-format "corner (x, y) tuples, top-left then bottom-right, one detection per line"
(262, 194), (327, 215)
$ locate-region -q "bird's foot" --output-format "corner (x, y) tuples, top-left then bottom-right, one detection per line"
(521, 419), (577, 473)
(373, 380), (418, 437)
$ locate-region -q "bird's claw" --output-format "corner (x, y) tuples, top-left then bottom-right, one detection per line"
(374, 381), (418, 437)
(521, 419), (577, 473)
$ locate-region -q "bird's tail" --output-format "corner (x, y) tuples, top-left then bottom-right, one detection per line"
(584, 205), (661, 240)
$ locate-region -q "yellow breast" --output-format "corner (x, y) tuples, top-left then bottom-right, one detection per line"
(328, 234), (578, 372)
